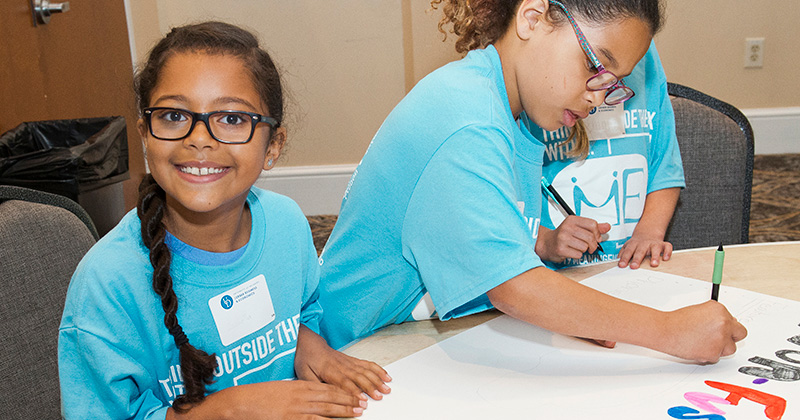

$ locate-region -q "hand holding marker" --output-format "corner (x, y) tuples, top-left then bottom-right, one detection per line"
(540, 177), (605, 253)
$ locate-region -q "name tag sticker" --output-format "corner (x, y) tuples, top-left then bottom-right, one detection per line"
(208, 274), (276, 346)
(584, 103), (625, 140)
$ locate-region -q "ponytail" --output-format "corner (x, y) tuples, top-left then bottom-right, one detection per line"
(137, 175), (218, 412)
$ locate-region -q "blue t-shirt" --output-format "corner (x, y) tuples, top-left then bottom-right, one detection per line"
(59, 187), (321, 420)
(318, 45), (545, 349)
(522, 42), (685, 267)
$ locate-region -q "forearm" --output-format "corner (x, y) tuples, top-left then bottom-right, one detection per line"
(631, 188), (680, 239)
(534, 226), (555, 260)
(165, 389), (238, 420)
(294, 324), (330, 381)
(487, 267), (669, 350)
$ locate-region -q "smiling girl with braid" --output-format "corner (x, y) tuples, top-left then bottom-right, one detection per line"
(58, 21), (389, 420)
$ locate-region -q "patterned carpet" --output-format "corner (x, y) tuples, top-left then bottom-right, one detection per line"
(749, 154), (800, 243)
(308, 154), (800, 253)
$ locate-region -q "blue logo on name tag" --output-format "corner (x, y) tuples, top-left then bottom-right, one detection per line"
(220, 295), (234, 310)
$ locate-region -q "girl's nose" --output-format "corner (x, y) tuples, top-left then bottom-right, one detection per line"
(183, 120), (218, 149)
(586, 89), (606, 108)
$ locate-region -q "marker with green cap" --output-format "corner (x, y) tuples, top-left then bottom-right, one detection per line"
(711, 243), (724, 301)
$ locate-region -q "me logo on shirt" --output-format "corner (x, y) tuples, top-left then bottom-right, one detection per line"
(221, 295), (234, 310)
(546, 154), (647, 242)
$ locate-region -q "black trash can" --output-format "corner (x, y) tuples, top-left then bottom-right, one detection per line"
(0, 116), (130, 235)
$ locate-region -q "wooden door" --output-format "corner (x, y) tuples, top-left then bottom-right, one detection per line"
(0, 0), (145, 211)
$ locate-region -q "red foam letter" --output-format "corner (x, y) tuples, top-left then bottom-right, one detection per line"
(705, 381), (786, 420)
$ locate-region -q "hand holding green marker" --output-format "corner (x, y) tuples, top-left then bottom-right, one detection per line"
(711, 243), (724, 301)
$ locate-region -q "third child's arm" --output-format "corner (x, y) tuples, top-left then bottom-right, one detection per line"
(487, 266), (747, 363)
(618, 187), (680, 269)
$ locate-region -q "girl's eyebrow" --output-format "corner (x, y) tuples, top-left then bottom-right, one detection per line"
(150, 95), (259, 111)
(151, 94), (188, 105)
(213, 96), (259, 111)
(597, 47), (633, 78)
(597, 47), (619, 70)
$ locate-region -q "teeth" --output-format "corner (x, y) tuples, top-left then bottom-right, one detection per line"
(180, 166), (225, 176)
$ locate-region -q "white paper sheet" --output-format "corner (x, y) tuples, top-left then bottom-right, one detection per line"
(361, 267), (799, 419)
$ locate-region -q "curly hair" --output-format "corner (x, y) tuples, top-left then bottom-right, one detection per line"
(430, 0), (519, 54)
(430, 0), (663, 159)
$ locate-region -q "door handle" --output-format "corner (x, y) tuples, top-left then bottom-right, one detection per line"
(31, 0), (70, 25)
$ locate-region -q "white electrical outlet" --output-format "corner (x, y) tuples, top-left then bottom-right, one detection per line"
(745, 37), (765, 68)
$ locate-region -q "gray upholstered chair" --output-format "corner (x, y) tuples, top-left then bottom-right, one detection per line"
(665, 83), (754, 250)
(0, 185), (97, 419)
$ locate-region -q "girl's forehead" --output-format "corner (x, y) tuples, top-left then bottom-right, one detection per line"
(153, 52), (264, 111)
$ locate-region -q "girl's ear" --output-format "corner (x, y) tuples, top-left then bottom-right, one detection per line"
(516, 0), (551, 40)
(263, 126), (286, 170)
(137, 117), (150, 148)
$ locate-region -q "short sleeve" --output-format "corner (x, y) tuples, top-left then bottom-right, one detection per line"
(401, 124), (543, 320)
(59, 263), (169, 420)
(300, 229), (323, 334)
(59, 327), (169, 420)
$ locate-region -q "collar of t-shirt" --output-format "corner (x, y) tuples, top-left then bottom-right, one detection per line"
(165, 231), (248, 266)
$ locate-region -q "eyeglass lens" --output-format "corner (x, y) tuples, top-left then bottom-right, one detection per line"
(604, 87), (633, 105)
(586, 71), (618, 91)
(149, 108), (255, 143)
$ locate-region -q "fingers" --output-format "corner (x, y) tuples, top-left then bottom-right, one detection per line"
(580, 337), (617, 348)
(271, 381), (369, 419)
(303, 382), (368, 418)
(304, 400), (367, 418)
(617, 240), (674, 270)
(557, 216), (605, 255)
(732, 319), (748, 342)
(597, 222), (611, 234)
(336, 362), (392, 400)
(647, 242), (673, 267)
(662, 242), (673, 261)
(319, 353), (392, 401)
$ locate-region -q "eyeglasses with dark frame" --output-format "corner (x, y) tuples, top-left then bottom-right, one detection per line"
(548, 0), (635, 105)
(143, 107), (280, 144)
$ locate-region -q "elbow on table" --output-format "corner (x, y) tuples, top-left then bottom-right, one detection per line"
(486, 266), (551, 319)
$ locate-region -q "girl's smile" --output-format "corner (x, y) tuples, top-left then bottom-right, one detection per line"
(176, 162), (230, 181)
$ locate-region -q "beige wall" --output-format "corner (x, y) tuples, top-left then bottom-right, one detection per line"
(128, 1), (407, 167)
(655, 0), (800, 109)
(128, 1), (797, 168)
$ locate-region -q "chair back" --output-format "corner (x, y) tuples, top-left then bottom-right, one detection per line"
(0, 186), (97, 419)
(665, 83), (754, 249)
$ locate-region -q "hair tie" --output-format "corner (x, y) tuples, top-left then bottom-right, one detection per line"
(169, 325), (189, 347)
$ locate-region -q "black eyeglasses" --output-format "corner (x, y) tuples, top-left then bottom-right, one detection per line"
(143, 107), (279, 144)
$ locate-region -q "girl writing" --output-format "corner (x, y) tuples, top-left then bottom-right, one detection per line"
(59, 21), (390, 419)
(318, 0), (746, 364)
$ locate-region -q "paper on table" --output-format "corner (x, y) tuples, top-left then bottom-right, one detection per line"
(361, 267), (799, 420)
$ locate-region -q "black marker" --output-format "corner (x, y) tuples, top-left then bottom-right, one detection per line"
(541, 177), (604, 253)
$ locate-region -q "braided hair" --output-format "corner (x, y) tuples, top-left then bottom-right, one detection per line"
(133, 21), (285, 411)
(136, 175), (216, 410)
(430, 0), (663, 159)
